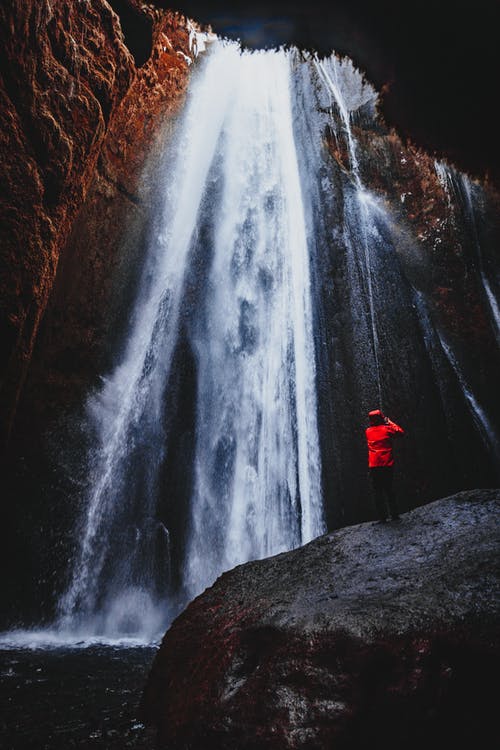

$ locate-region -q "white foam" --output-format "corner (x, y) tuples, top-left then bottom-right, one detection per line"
(0, 629), (158, 651)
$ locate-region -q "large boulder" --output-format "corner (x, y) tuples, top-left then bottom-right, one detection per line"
(141, 489), (499, 749)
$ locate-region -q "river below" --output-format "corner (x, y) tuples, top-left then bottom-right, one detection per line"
(1, 640), (157, 749)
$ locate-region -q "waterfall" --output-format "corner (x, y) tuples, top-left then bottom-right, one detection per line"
(413, 289), (500, 471)
(58, 41), (326, 637)
(52, 39), (499, 643)
(461, 177), (500, 346)
(183, 48), (324, 599)
(435, 162), (500, 346)
(430, 161), (500, 468)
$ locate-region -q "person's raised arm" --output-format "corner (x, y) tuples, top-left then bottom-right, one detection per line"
(384, 416), (405, 436)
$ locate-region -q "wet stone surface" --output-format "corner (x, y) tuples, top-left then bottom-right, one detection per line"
(142, 490), (500, 750)
(0, 646), (157, 749)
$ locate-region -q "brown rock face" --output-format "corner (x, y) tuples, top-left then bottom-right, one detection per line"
(21, 4), (194, 432)
(0, 0), (195, 623)
(353, 126), (498, 349)
(0, 0), (131, 440)
(0, 0), (193, 442)
(141, 490), (500, 750)
(350, 116), (500, 409)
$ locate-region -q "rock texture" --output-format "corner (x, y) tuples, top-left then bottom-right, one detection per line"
(0, 0), (130, 440)
(141, 489), (499, 750)
(353, 124), (500, 361)
(326, 96), (500, 395)
(16, 4), (194, 434)
(315, 92), (500, 530)
(0, 0), (198, 624)
(0, 0), (194, 442)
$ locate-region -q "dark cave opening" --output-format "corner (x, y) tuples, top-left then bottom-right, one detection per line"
(108, 0), (153, 68)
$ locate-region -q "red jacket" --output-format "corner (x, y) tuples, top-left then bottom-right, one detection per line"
(366, 418), (404, 467)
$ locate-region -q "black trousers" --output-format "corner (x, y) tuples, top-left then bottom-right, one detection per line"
(370, 466), (399, 520)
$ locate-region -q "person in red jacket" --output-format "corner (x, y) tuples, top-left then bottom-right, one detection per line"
(366, 409), (405, 522)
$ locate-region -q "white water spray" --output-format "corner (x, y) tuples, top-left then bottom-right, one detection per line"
(183, 48), (324, 598)
(58, 42), (325, 636)
(58, 42), (252, 637)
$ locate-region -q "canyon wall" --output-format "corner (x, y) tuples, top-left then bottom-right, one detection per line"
(314, 92), (500, 528)
(0, 0), (197, 624)
(0, 0), (194, 443)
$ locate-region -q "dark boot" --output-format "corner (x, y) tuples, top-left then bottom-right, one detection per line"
(374, 487), (388, 522)
(387, 487), (400, 521)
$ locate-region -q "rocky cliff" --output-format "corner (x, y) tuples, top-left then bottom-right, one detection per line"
(141, 489), (499, 750)
(15, 5), (198, 443)
(311, 78), (500, 530)
(0, 0), (195, 443)
(0, 0), (199, 624)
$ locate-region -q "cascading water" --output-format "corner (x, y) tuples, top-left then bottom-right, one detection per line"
(58, 41), (327, 638)
(413, 288), (500, 472)
(49, 39), (500, 644)
(435, 162), (500, 347)
(183, 49), (324, 599)
(57, 41), (250, 637)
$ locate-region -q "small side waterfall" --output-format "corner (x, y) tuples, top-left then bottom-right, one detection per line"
(314, 58), (383, 407)
(413, 289), (500, 472)
(436, 165), (500, 347)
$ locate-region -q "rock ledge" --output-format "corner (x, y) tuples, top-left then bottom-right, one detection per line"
(141, 489), (499, 749)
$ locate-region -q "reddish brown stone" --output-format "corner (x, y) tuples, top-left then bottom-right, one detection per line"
(0, 0), (133, 440)
(331, 116), (500, 362)
(20, 6), (196, 441)
(0, 0), (195, 442)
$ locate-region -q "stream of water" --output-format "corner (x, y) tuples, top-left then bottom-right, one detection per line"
(58, 42), (333, 640)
